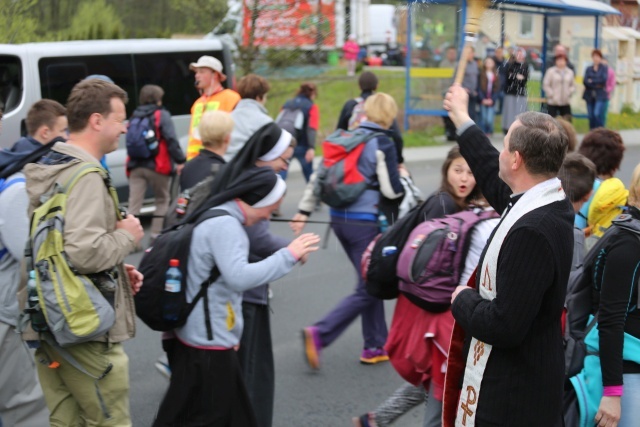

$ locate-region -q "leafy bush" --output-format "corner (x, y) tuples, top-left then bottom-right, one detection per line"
(621, 103), (635, 115)
(265, 48), (305, 69)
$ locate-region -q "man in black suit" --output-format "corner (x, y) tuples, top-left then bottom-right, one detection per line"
(442, 84), (574, 427)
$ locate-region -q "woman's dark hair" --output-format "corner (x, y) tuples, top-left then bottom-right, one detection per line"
(479, 58), (499, 94)
(591, 49), (603, 59)
(297, 82), (317, 98)
(139, 84), (164, 105)
(578, 128), (625, 176)
(439, 145), (479, 209)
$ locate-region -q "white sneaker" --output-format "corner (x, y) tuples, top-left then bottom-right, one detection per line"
(155, 354), (171, 379)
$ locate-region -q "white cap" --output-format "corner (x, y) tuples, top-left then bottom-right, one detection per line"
(189, 56), (227, 82)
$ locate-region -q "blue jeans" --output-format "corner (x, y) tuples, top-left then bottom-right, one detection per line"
(479, 104), (495, 134)
(279, 145), (313, 183)
(468, 97), (478, 123)
(495, 91), (504, 115)
(620, 373), (640, 427)
(586, 99), (606, 129)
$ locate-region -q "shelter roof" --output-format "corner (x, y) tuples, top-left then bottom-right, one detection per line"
(411, 0), (621, 16)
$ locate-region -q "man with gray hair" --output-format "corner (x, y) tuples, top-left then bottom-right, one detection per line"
(442, 84), (574, 426)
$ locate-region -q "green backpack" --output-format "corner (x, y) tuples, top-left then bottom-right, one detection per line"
(27, 163), (123, 347)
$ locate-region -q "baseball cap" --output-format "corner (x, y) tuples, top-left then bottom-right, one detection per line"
(189, 56), (227, 82)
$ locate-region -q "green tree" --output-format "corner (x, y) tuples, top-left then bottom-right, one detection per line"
(0, 0), (40, 43)
(169, 0), (228, 34)
(65, 0), (124, 40)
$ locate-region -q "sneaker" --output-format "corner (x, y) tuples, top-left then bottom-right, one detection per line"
(302, 326), (322, 370)
(360, 347), (389, 365)
(155, 355), (171, 379)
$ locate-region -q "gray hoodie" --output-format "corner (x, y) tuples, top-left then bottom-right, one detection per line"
(176, 201), (297, 349)
(0, 173), (29, 326)
(226, 99), (274, 161)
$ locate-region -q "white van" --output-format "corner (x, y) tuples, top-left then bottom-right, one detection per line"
(0, 38), (234, 203)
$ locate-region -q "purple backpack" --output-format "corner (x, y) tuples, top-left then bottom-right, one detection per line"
(396, 209), (498, 310)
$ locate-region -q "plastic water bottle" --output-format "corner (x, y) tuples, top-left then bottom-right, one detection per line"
(378, 213), (389, 233)
(145, 129), (159, 151)
(27, 271), (47, 332)
(163, 259), (182, 323)
(175, 190), (191, 218)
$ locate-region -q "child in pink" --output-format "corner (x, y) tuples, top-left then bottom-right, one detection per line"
(344, 34), (359, 76)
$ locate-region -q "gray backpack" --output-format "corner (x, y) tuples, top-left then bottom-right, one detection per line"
(313, 129), (382, 208)
(165, 164), (222, 229)
(275, 107), (304, 140)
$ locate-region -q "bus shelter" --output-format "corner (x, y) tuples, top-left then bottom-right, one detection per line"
(404, 0), (621, 130)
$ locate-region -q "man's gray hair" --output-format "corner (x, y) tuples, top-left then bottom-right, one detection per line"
(509, 111), (568, 177)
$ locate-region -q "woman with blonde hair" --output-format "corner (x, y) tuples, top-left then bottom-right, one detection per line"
(291, 92), (405, 369)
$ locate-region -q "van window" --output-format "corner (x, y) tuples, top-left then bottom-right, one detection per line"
(39, 55), (136, 116)
(133, 51), (221, 116)
(0, 55), (23, 114)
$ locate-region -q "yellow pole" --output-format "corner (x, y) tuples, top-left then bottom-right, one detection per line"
(454, 0), (489, 85)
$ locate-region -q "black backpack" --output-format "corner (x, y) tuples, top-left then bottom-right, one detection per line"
(0, 138), (59, 180)
(164, 164), (222, 229)
(563, 213), (640, 378)
(364, 194), (443, 299)
(135, 209), (228, 338)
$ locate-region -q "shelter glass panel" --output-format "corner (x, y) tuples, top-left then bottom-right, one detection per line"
(408, 2), (459, 113)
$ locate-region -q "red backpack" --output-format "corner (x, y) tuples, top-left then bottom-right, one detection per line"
(314, 129), (382, 208)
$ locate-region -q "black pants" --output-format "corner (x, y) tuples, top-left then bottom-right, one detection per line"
(547, 105), (572, 121)
(238, 302), (274, 427)
(443, 117), (457, 141)
(154, 341), (258, 427)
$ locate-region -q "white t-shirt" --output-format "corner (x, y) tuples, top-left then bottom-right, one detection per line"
(459, 216), (500, 286)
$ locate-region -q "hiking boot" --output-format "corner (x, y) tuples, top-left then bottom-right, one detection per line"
(360, 347), (389, 365)
(302, 326), (322, 370)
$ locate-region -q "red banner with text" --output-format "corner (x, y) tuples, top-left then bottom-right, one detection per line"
(242, 0), (336, 48)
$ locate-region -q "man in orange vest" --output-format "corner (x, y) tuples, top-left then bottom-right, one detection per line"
(186, 56), (240, 160)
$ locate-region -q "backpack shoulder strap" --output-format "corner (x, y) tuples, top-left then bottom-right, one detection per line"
(0, 176), (26, 193)
(153, 109), (162, 138)
(184, 208), (230, 341)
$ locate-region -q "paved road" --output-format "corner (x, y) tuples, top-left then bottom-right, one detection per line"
(126, 142), (640, 427)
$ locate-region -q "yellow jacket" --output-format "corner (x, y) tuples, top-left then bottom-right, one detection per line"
(187, 89), (240, 160)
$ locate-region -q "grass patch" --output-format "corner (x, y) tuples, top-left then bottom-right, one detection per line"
(265, 66), (640, 149)
(403, 127), (444, 147)
(265, 66), (405, 147)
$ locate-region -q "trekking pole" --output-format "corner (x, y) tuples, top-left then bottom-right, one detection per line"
(270, 218), (379, 228)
